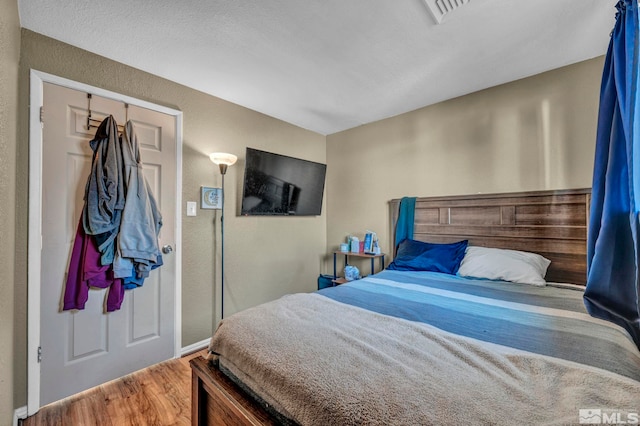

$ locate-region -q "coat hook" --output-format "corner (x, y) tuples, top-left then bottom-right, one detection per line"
(87, 93), (93, 130)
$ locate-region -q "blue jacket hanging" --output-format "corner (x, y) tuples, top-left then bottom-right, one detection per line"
(112, 120), (163, 287)
(82, 115), (125, 265)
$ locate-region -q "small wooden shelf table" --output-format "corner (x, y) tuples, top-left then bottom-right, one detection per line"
(332, 251), (385, 285)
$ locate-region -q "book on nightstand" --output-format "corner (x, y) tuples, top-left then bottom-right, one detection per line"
(363, 231), (376, 254)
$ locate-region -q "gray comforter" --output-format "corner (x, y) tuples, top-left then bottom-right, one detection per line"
(209, 271), (640, 425)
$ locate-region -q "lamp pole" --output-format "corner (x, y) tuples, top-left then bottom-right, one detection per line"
(220, 166), (226, 319)
(210, 152), (236, 322)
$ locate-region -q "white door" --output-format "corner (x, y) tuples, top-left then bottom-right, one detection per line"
(39, 82), (177, 406)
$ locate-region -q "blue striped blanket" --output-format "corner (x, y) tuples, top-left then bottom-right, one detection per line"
(319, 270), (640, 382)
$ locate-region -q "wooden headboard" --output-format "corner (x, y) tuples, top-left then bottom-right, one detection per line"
(390, 188), (591, 285)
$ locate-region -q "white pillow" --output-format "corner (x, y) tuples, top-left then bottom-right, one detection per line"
(457, 246), (551, 286)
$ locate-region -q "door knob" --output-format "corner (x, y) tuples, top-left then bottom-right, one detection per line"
(162, 245), (173, 254)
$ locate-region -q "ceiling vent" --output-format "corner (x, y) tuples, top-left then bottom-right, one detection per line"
(423, 0), (471, 24)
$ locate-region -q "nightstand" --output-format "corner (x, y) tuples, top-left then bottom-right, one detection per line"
(332, 251), (385, 285)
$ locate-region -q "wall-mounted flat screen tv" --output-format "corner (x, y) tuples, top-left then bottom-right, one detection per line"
(240, 148), (327, 216)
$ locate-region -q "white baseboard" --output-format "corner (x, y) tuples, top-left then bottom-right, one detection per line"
(14, 406), (27, 426)
(181, 338), (210, 356)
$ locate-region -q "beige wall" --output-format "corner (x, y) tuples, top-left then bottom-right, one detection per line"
(326, 57), (603, 265)
(0, 0), (20, 423)
(13, 30), (326, 409)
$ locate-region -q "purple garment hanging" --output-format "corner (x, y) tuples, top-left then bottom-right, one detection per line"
(63, 219), (124, 312)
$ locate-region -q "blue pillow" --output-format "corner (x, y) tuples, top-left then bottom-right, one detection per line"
(387, 239), (468, 275)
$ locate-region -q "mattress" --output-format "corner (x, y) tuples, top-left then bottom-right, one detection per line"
(209, 270), (640, 425)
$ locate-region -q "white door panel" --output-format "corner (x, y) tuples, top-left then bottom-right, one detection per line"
(40, 82), (177, 406)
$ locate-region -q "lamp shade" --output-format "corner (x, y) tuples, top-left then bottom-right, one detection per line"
(209, 152), (237, 166)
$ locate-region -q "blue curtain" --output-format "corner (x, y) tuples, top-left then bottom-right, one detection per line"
(584, 0), (640, 349)
(395, 197), (416, 251)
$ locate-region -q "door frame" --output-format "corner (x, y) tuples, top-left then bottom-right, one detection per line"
(27, 69), (184, 415)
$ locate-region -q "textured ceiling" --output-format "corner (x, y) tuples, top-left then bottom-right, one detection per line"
(18, 0), (615, 135)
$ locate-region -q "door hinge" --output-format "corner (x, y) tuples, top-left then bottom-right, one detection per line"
(39, 106), (43, 123)
(37, 346), (42, 363)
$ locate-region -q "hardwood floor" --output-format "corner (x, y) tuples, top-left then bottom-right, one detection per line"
(22, 349), (207, 426)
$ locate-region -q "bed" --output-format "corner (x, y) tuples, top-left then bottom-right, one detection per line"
(190, 188), (640, 425)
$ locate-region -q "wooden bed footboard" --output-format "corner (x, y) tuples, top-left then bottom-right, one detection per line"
(190, 356), (278, 426)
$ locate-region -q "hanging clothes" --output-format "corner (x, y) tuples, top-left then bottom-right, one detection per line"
(82, 115), (125, 265)
(112, 120), (163, 288)
(64, 115), (163, 312)
(394, 197), (416, 254)
(584, 0), (640, 349)
(63, 219), (125, 312)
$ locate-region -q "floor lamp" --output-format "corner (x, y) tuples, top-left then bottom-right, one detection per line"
(209, 152), (237, 319)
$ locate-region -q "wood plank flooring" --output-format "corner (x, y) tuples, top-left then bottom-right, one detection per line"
(22, 349), (207, 426)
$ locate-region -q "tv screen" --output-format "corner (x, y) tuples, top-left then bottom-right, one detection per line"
(241, 148), (327, 216)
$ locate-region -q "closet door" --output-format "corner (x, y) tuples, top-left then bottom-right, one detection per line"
(39, 82), (177, 406)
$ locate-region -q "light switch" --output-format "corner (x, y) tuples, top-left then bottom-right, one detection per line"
(186, 201), (197, 217)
